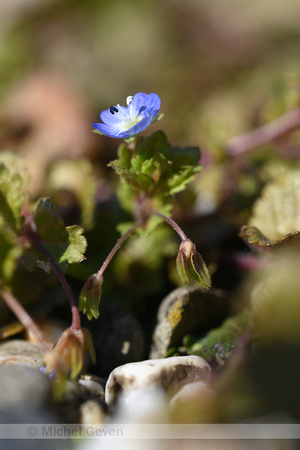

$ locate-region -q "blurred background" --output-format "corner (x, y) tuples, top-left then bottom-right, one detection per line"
(1, 0), (300, 152)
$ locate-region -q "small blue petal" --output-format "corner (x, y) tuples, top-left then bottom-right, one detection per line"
(93, 92), (161, 139)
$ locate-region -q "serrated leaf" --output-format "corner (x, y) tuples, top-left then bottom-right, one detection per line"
(240, 225), (300, 252)
(0, 164), (26, 233)
(166, 165), (203, 195)
(108, 160), (152, 191)
(22, 198), (87, 273)
(111, 130), (203, 207)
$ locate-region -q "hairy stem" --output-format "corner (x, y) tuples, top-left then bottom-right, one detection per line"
(152, 210), (188, 241)
(227, 108), (300, 156)
(0, 287), (50, 352)
(96, 222), (140, 278)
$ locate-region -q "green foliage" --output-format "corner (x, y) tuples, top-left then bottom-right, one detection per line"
(0, 163), (26, 233)
(22, 198), (87, 274)
(240, 225), (300, 252)
(0, 158), (28, 283)
(109, 131), (202, 204)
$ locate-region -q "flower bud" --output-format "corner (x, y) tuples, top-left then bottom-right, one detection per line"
(79, 273), (103, 320)
(45, 327), (85, 382)
(45, 326), (96, 396)
(176, 239), (211, 289)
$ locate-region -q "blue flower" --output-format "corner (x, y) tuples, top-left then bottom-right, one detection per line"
(93, 92), (161, 139)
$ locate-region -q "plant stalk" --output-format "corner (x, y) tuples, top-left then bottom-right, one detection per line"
(152, 210), (188, 241)
(96, 222), (140, 278)
(0, 287), (50, 352)
(227, 108), (300, 156)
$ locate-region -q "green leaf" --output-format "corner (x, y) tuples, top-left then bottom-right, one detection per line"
(0, 163), (26, 233)
(22, 198), (87, 273)
(0, 227), (22, 282)
(165, 165), (203, 195)
(117, 143), (132, 169)
(240, 226), (300, 252)
(111, 130), (202, 209)
(138, 130), (171, 160)
(108, 160), (152, 192)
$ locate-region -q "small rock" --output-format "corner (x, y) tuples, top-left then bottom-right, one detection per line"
(0, 340), (44, 368)
(110, 385), (170, 423)
(105, 355), (211, 405)
(78, 374), (105, 400)
(150, 286), (228, 359)
(0, 364), (52, 412)
(84, 305), (145, 376)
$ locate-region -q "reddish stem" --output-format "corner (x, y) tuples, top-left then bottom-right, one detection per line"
(151, 210), (188, 241)
(227, 108), (300, 156)
(96, 222), (141, 278)
(0, 287), (50, 352)
(24, 219), (81, 331)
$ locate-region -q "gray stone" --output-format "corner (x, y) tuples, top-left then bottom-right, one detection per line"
(78, 374), (105, 400)
(0, 340), (44, 368)
(150, 286), (228, 359)
(105, 355), (211, 405)
(0, 364), (52, 411)
(85, 305), (145, 376)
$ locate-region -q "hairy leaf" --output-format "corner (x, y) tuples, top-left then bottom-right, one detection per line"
(108, 160), (152, 192)
(240, 225), (300, 252)
(22, 198), (87, 273)
(112, 130), (202, 201)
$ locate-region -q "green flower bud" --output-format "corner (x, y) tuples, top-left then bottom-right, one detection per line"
(79, 274), (103, 320)
(176, 239), (211, 289)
